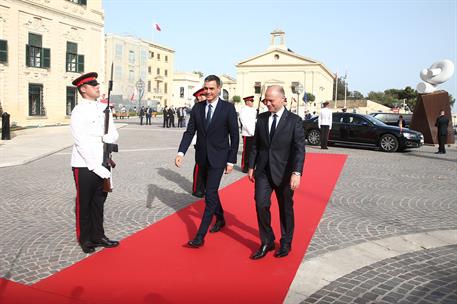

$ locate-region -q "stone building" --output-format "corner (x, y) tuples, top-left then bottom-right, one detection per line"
(236, 29), (335, 117)
(0, 0), (104, 127)
(105, 33), (174, 111)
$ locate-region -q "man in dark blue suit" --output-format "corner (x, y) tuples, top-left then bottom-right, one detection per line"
(248, 85), (305, 259)
(175, 75), (239, 248)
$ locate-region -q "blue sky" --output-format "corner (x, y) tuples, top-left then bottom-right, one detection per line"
(103, 0), (457, 104)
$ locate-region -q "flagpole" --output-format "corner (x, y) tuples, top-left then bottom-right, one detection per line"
(334, 71), (338, 109)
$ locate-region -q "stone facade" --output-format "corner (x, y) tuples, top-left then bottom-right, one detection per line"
(236, 29), (335, 117)
(171, 71), (201, 108)
(0, 0), (104, 127)
(105, 33), (174, 110)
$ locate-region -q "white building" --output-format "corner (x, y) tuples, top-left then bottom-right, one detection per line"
(0, 0), (104, 127)
(236, 29), (335, 117)
(105, 33), (174, 111)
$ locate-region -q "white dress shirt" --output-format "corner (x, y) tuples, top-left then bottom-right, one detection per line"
(70, 98), (119, 170)
(268, 106), (285, 133)
(318, 107), (333, 129)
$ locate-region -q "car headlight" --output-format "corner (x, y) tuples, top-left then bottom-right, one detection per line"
(402, 132), (415, 139)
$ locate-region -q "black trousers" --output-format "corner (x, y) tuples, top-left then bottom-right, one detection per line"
(140, 116), (144, 125)
(192, 163), (206, 197)
(241, 136), (254, 172)
(163, 117), (168, 128)
(195, 164), (225, 240)
(72, 167), (107, 245)
(254, 168), (295, 246)
(438, 134), (447, 153)
(320, 125), (330, 148)
(146, 115), (151, 125)
(168, 116), (175, 128)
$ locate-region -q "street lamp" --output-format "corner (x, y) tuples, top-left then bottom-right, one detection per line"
(295, 83), (304, 116)
(136, 79), (145, 115)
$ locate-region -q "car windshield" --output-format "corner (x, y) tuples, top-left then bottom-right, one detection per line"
(364, 115), (387, 126)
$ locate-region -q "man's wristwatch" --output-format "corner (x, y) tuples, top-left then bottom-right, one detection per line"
(292, 172), (301, 176)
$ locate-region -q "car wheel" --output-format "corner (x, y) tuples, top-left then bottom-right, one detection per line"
(379, 134), (398, 152)
(307, 129), (321, 146)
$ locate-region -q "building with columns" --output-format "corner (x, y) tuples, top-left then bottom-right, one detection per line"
(0, 0), (104, 127)
(105, 33), (174, 110)
(236, 29), (335, 117)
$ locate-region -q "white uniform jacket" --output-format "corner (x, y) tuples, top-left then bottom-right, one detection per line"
(70, 98), (119, 170)
(318, 107), (333, 130)
(239, 106), (257, 137)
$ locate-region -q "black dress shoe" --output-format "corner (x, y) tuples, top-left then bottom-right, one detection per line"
(91, 237), (119, 248)
(209, 220), (225, 233)
(188, 238), (204, 248)
(274, 244), (291, 258)
(192, 192), (205, 198)
(250, 243), (275, 260)
(80, 242), (95, 254)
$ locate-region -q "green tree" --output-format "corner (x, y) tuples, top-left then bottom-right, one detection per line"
(232, 95), (241, 103)
(305, 92), (315, 102)
(351, 91), (364, 99)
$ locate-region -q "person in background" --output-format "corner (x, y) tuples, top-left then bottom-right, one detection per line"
(435, 110), (449, 154)
(239, 95), (257, 173)
(139, 106), (145, 125)
(318, 101), (332, 149)
(191, 88), (207, 198)
(397, 115), (405, 133)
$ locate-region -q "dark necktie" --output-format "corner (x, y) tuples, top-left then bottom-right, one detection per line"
(270, 114), (277, 141)
(206, 104), (213, 129)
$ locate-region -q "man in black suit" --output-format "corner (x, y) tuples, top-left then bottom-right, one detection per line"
(175, 75), (239, 248)
(248, 85), (305, 260)
(435, 110), (449, 154)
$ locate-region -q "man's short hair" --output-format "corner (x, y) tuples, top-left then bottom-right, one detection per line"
(204, 75), (221, 87)
(267, 85), (285, 97)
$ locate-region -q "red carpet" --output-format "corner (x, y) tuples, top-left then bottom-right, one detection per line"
(0, 278), (84, 304)
(5, 153), (346, 304)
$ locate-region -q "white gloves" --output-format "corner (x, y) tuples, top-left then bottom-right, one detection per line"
(93, 166), (111, 179)
(102, 134), (116, 144)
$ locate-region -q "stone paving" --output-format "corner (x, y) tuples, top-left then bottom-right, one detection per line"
(0, 117), (456, 303)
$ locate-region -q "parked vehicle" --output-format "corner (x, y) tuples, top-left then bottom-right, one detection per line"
(369, 112), (413, 128)
(303, 113), (424, 152)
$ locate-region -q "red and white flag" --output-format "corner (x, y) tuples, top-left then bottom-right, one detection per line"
(155, 23), (161, 32)
(130, 91), (136, 103)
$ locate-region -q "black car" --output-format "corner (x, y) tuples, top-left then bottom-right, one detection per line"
(303, 113), (424, 152)
(369, 112), (412, 128)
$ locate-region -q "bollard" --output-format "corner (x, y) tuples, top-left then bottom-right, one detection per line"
(1, 112), (11, 140)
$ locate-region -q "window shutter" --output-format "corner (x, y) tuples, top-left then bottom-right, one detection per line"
(42, 48), (50, 68)
(0, 40), (7, 62)
(26, 45), (30, 67)
(77, 55), (84, 73)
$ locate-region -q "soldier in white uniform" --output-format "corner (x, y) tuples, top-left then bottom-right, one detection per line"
(70, 72), (120, 254)
(239, 96), (257, 173)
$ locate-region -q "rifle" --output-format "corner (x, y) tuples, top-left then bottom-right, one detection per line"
(102, 63), (118, 192)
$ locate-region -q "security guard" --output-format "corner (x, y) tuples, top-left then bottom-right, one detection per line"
(239, 96), (257, 173)
(70, 72), (120, 254)
(191, 88), (207, 197)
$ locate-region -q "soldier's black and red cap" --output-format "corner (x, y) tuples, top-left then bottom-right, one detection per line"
(72, 72), (99, 88)
(193, 88), (206, 97)
(243, 95), (254, 102)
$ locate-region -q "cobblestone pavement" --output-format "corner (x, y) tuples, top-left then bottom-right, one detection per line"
(0, 117), (456, 303)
